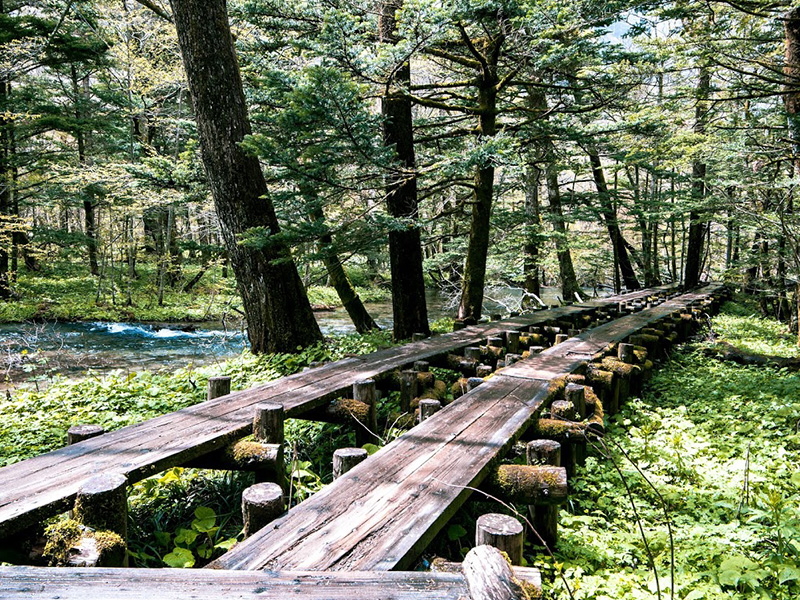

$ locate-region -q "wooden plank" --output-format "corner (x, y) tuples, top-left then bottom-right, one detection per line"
(0, 567), (469, 600)
(211, 285), (721, 572)
(210, 375), (551, 572)
(0, 286), (678, 538)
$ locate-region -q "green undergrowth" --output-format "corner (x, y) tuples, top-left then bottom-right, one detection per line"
(534, 300), (800, 600)
(0, 260), (390, 323)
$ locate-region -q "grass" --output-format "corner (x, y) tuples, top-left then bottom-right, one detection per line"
(534, 299), (800, 600)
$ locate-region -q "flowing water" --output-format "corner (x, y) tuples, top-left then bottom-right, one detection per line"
(0, 286), (602, 386)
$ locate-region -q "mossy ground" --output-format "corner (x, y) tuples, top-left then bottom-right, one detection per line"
(537, 298), (800, 600)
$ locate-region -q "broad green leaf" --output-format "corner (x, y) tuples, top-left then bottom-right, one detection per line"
(447, 524), (467, 540)
(192, 506), (216, 532)
(163, 547), (195, 568)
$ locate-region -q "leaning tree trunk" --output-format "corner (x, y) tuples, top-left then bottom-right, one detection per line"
(588, 151), (640, 290)
(684, 66), (710, 289)
(379, 0), (430, 339)
(458, 74), (498, 321)
(309, 202), (379, 334)
(169, 0), (321, 353)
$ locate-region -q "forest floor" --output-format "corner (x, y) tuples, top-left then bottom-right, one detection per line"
(530, 299), (800, 600)
(0, 261), (390, 323)
(2, 296), (798, 599)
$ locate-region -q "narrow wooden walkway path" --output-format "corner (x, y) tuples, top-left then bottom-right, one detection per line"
(0, 286), (674, 539)
(211, 285), (720, 572)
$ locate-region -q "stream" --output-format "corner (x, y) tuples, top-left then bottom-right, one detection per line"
(0, 286), (601, 386)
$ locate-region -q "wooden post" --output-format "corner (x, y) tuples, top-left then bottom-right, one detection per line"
(465, 346), (482, 361)
(67, 424), (104, 445)
(253, 403), (284, 445)
(565, 383), (586, 419)
(399, 369), (418, 413)
(353, 379), (379, 446)
(487, 337), (503, 348)
(74, 473), (128, 541)
(207, 376), (231, 400)
(462, 545), (529, 600)
(550, 400), (576, 421)
(505, 331), (520, 354)
(467, 377), (484, 391)
(618, 342), (635, 364)
(419, 399), (442, 422)
(453, 320), (467, 331)
(476, 365), (493, 378)
(412, 332), (427, 342)
(242, 482), (284, 537)
(554, 333), (569, 345)
(414, 360), (429, 372)
(527, 441), (562, 548)
(475, 513), (524, 566)
(333, 447), (369, 479)
(527, 440), (560, 466)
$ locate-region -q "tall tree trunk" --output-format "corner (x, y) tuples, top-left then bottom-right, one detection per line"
(546, 159), (580, 302)
(0, 62), (12, 297)
(310, 202), (379, 334)
(379, 0), (429, 338)
(588, 151), (640, 290)
(523, 160), (542, 300)
(458, 61), (500, 321)
(169, 0), (322, 353)
(71, 65), (99, 276)
(784, 8), (800, 341)
(684, 67), (711, 289)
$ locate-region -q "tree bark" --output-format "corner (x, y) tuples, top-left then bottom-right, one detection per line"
(0, 72), (12, 298)
(310, 203), (379, 334)
(169, 0), (322, 353)
(588, 152), (640, 290)
(546, 160), (580, 302)
(523, 160), (542, 299)
(458, 56), (500, 321)
(379, 1), (430, 339)
(684, 67), (711, 289)
(71, 65), (99, 277)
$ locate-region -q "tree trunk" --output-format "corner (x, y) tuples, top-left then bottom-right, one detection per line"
(0, 74), (12, 298)
(684, 67), (711, 289)
(523, 160), (542, 300)
(588, 152), (640, 290)
(380, 0), (429, 339)
(71, 65), (99, 276)
(310, 203), (379, 334)
(458, 71), (499, 321)
(546, 160), (580, 302)
(169, 0), (322, 353)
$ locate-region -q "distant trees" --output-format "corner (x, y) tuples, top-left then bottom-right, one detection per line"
(5, 0), (800, 345)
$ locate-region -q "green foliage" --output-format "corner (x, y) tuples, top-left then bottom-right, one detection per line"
(536, 303), (800, 600)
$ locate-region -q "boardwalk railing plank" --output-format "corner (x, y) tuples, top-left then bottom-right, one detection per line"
(0, 567), (471, 600)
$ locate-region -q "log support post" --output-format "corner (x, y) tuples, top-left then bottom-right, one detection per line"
(527, 440), (563, 548)
(72, 473), (128, 567)
(333, 447), (369, 479)
(354, 379), (379, 446)
(207, 376), (231, 400)
(475, 514), (524, 566)
(242, 482), (284, 537)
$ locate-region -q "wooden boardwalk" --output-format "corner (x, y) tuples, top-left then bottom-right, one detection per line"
(0, 286), (675, 539)
(210, 285), (720, 572)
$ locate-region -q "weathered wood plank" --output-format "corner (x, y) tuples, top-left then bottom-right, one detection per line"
(0, 286), (679, 538)
(0, 567), (470, 600)
(211, 285), (721, 572)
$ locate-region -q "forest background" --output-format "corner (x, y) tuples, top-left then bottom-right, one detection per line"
(3, 0), (800, 349)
